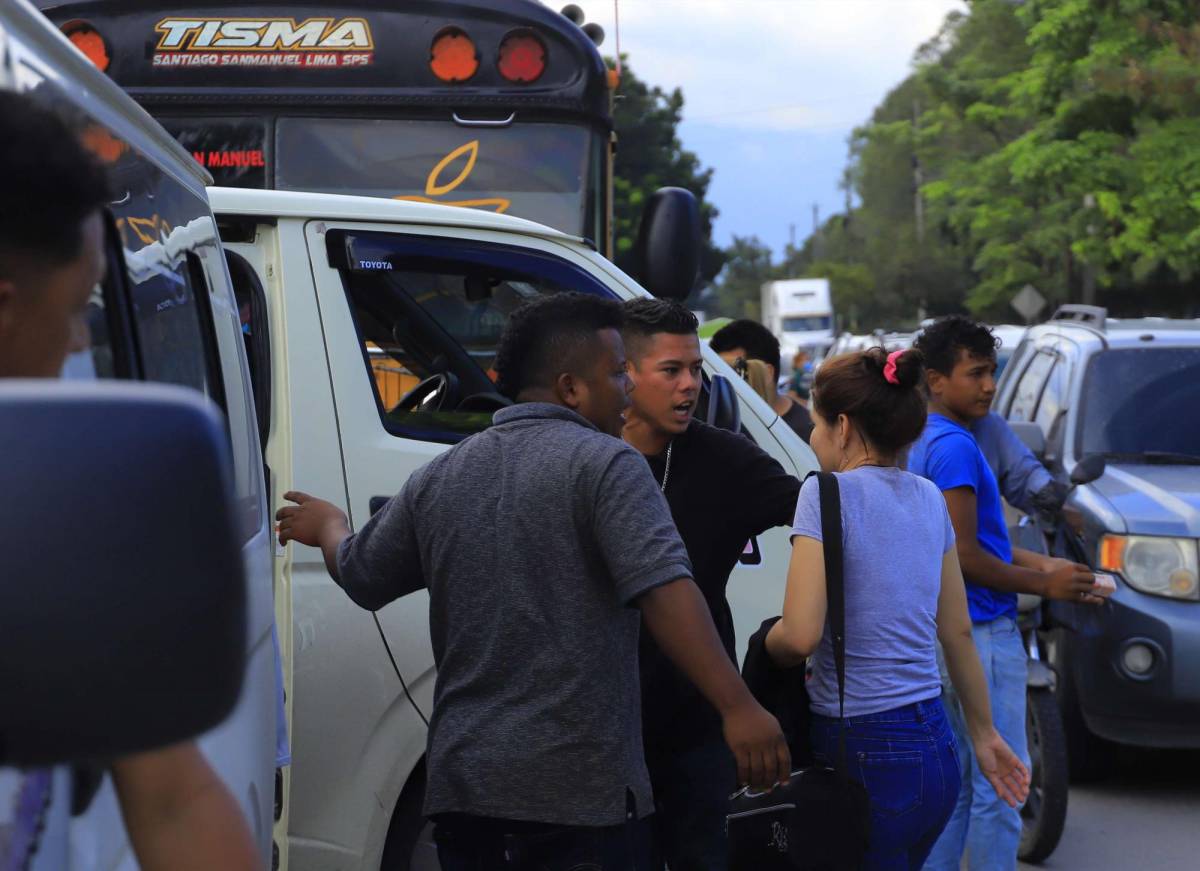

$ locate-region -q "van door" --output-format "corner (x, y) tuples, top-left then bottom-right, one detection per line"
(306, 222), (626, 712)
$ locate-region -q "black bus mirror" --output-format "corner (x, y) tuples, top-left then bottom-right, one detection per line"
(0, 381), (246, 766)
(634, 187), (701, 301)
(1070, 455), (1107, 487)
(701, 373), (741, 434)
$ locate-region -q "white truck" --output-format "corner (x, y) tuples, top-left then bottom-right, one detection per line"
(761, 278), (835, 364)
(208, 187), (818, 870)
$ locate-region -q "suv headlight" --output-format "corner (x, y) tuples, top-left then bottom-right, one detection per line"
(1100, 535), (1200, 601)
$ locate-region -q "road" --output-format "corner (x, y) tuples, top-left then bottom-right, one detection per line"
(1019, 747), (1200, 870)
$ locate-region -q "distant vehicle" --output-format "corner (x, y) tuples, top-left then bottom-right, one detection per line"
(995, 305), (1200, 774)
(761, 278), (834, 362)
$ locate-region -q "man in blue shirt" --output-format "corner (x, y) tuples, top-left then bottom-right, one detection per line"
(909, 317), (1101, 871)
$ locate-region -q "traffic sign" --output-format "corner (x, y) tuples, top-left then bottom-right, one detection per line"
(1011, 284), (1047, 324)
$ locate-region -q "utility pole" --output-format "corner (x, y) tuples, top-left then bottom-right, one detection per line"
(912, 98), (925, 245)
(811, 203), (821, 259)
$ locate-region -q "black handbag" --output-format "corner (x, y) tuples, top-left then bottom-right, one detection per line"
(727, 472), (870, 871)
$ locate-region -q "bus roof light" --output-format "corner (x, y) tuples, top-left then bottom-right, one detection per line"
(61, 21), (110, 73)
(498, 31), (546, 84)
(430, 27), (479, 83)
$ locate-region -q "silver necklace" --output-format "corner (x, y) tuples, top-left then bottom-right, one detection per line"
(660, 441), (674, 493)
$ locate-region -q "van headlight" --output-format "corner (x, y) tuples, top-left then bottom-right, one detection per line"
(1100, 535), (1200, 601)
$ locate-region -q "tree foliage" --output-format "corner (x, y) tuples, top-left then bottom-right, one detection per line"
(721, 0), (1200, 329)
(610, 57), (726, 288)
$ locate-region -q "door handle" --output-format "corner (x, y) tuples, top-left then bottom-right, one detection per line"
(452, 111), (516, 128)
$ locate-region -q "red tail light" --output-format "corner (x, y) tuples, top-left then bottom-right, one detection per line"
(430, 27), (479, 82)
(497, 30), (546, 83)
(61, 21), (110, 72)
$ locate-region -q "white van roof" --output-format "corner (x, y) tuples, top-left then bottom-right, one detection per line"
(207, 187), (582, 246)
(1, 0), (211, 194)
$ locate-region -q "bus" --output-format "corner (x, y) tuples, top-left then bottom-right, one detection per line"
(36, 0), (653, 261)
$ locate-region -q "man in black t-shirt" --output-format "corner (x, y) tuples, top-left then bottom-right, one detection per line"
(710, 318), (814, 443)
(622, 299), (802, 871)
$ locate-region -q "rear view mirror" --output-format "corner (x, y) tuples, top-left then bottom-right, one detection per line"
(701, 373), (741, 434)
(0, 381), (246, 766)
(1009, 421), (1047, 462)
(1070, 454), (1107, 487)
(634, 187), (700, 301)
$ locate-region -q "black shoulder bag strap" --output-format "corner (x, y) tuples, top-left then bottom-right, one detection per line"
(815, 471), (849, 770)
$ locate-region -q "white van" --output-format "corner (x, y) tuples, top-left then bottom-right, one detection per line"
(0, 3), (275, 867)
(208, 186), (818, 871)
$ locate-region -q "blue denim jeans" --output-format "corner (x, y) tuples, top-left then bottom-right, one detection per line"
(640, 733), (735, 871)
(924, 617), (1030, 871)
(811, 697), (961, 871)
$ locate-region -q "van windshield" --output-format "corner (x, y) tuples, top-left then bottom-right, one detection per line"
(1077, 347), (1200, 461)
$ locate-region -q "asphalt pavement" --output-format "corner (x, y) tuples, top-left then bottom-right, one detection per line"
(1019, 747), (1200, 871)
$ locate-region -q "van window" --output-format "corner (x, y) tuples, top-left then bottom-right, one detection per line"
(1008, 350), (1055, 422)
(1033, 356), (1068, 436)
(128, 254), (222, 403)
(328, 231), (617, 443)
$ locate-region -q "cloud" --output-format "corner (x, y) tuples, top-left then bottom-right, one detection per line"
(573, 0), (964, 132)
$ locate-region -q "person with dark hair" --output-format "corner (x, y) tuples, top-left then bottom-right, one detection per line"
(710, 318), (814, 442)
(279, 292), (790, 870)
(766, 348), (1029, 871)
(0, 90), (259, 871)
(908, 316), (1101, 871)
(621, 297), (801, 871)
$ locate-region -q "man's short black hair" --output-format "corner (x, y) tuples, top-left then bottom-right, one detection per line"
(709, 318), (781, 377)
(621, 298), (699, 360)
(0, 91), (112, 276)
(493, 292), (624, 399)
(914, 315), (1000, 375)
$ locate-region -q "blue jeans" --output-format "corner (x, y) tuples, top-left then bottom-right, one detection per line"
(924, 617), (1030, 871)
(641, 733), (735, 871)
(811, 697), (961, 871)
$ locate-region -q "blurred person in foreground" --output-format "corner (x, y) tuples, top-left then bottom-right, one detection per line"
(277, 293), (789, 870)
(767, 347), (1029, 870)
(0, 90), (259, 871)
(909, 316), (1104, 871)
(710, 318), (813, 442)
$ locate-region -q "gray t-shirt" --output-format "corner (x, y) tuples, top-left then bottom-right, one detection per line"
(791, 466), (955, 718)
(336, 403), (693, 826)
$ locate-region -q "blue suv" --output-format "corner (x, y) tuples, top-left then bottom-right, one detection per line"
(995, 306), (1200, 770)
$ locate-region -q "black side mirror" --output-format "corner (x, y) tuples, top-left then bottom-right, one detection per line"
(0, 381), (246, 766)
(634, 187), (700, 301)
(1070, 454), (1107, 487)
(1009, 421), (1047, 463)
(703, 373), (742, 434)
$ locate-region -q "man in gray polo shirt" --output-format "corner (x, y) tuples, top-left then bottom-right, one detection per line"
(278, 293), (789, 869)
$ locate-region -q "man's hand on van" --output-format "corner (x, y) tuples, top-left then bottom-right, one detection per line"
(276, 491), (350, 548)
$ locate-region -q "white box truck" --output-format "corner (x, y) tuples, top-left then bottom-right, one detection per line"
(761, 278), (835, 363)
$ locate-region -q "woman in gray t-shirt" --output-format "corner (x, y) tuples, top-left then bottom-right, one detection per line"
(765, 347), (1029, 871)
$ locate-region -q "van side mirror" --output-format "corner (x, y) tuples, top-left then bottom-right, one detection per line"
(634, 187), (700, 301)
(1070, 454), (1107, 487)
(0, 381), (247, 766)
(1009, 421), (1047, 462)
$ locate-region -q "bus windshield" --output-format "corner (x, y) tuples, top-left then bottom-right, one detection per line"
(273, 118), (598, 239)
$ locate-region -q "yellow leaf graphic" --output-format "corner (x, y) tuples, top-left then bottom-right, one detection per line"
(426, 140), (479, 196)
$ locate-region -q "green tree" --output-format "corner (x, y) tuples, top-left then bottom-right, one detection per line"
(707, 235), (774, 320)
(610, 57), (726, 288)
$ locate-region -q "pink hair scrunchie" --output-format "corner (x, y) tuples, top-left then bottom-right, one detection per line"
(882, 349), (905, 385)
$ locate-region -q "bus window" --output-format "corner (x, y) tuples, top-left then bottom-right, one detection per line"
(275, 118), (599, 239)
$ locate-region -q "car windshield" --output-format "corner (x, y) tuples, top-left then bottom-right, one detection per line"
(1077, 347), (1200, 462)
(274, 118), (597, 239)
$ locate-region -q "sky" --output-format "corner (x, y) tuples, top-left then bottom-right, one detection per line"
(573, 0), (967, 257)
